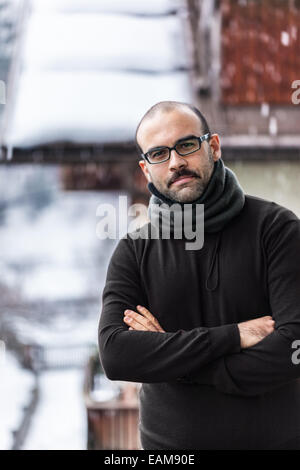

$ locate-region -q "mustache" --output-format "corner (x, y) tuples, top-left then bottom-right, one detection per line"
(168, 171), (199, 187)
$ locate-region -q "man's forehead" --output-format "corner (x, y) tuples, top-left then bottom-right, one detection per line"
(137, 108), (201, 149)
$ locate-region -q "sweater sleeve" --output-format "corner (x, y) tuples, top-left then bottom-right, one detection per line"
(179, 216), (300, 397)
(98, 235), (241, 383)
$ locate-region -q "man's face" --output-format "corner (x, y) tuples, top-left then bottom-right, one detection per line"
(138, 108), (221, 203)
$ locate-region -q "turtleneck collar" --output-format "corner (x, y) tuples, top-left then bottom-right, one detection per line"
(147, 158), (245, 234)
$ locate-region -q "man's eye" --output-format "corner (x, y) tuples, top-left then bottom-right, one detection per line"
(176, 141), (196, 152)
(151, 149), (168, 159)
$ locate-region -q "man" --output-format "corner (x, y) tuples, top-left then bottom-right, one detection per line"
(98, 101), (300, 450)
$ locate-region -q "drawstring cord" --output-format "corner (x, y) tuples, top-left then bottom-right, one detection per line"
(205, 231), (223, 291)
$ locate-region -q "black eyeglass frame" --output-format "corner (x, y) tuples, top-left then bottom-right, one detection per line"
(141, 132), (211, 164)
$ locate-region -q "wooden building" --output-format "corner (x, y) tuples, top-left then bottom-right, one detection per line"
(83, 353), (142, 450)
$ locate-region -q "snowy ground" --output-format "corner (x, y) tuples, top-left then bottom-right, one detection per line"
(0, 351), (33, 450)
(20, 369), (87, 450)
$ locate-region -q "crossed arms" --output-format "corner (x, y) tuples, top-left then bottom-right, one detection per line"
(98, 218), (300, 397)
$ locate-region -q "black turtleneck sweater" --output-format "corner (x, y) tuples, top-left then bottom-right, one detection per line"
(98, 194), (300, 450)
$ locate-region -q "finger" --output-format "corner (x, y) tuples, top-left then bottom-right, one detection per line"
(136, 305), (165, 332)
(123, 313), (149, 331)
(124, 309), (158, 331)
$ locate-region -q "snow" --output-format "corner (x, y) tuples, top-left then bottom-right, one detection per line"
(0, 80), (5, 105)
(260, 103), (269, 117)
(0, 351), (33, 450)
(0, 165), (112, 449)
(0, 164), (120, 358)
(3, 0), (192, 149)
(22, 13), (188, 72)
(0, 165), (120, 302)
(91, 373), (121, 403)
(0, 191), (103, 301)
(269, 116), (278, 136)
(20, 369), (87, 450)
(3, 307), (102, 375)
(30, 0), (182, 16)
(0, 165), (124, 449)
(8, 312), (99, 349)
(5, 70), (192, 148)
(281, 31), (290, 47)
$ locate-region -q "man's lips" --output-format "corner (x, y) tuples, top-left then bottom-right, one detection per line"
(171, 175), (196, 186)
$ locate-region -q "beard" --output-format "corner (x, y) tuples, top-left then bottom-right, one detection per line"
(150, 147), (215, 203)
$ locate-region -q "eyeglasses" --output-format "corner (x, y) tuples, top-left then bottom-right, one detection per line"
(142, 133), (211, 164)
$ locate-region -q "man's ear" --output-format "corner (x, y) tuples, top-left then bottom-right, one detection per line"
(139, 159), (151, 183)
(209, 133), (221, 161)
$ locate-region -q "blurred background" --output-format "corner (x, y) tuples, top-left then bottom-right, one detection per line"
(0, 0), (299, 450)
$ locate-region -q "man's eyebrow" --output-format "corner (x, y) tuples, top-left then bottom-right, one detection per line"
(145, 135), (198, 154)
(175, 134), (198, 144)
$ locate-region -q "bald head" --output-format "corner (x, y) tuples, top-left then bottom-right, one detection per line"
(135, 101), (210, 155)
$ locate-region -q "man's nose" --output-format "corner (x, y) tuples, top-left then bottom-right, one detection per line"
(168, 148), (187, 170)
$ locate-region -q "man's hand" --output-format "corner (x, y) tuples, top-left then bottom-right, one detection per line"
(238, 315), (275, 349)
(123, 308), (274, 346)
(123, 305), (165, 332)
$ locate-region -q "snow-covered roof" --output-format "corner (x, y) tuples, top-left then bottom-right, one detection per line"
(5, 70), (192, 148)
(30, 0), (181, 16)
(3, 0), (193, 150)
(22, 13), (188, 72)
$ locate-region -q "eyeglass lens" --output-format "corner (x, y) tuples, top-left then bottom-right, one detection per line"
(147, 137), (200, 163)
